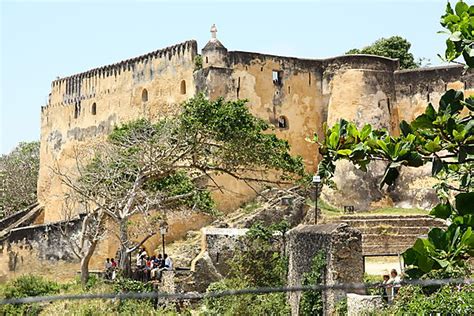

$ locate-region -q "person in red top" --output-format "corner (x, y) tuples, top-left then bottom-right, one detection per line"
(110, 258), (118, 280)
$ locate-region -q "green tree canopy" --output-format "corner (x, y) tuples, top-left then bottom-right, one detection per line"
(0, 141), (40, 218)
(59, 94), (305, 276)
(346, 36), (421, 69)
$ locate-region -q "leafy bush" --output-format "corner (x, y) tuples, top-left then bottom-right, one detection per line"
(385, 284), (474, 315)
(0, 274), (60, 315)
(204, 278), (289, 316)
(299, 251), (326, 316)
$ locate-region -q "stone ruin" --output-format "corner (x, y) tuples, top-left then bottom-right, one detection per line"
(191, 223), (364, 315)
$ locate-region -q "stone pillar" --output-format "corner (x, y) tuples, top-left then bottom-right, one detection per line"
(286, 223), (363, 315)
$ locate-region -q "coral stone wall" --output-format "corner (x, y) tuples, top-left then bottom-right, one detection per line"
(38, 41), (198, 223)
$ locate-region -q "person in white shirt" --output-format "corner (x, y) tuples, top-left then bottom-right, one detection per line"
(387, 268), (402, 303)
(157, 254), (173, 281)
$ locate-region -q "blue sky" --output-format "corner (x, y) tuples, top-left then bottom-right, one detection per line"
(1, 0), (449, 154)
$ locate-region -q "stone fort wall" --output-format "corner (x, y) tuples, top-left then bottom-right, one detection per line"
(34, 34), (473, 268)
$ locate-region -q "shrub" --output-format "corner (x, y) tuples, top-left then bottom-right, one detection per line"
(384, 284), (473, 315)
(0, 274), (60, 315)
(203, 278), (289, 316)
(299, 251), (326, 315)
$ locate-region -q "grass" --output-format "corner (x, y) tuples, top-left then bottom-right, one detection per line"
(307, 199), (429, 219)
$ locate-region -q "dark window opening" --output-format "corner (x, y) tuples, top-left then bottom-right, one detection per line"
(272, 70), (283, 85)
(74, 103), (81, 119)
(444, 83), (448, 91)
(237, 77), (241, 99)
(387, 98), (391, 115)
(309, 73), (312, 86)
(278, 116), (288, 129)
(180, 80), (186, 94)
(142, 89), (148, 102)
(206, 56), (208, 64)
(91, 103), (97, 115)
(427, 93), (430, 102)
(261, 66), (264, 71)
(288, 86), (291, 94)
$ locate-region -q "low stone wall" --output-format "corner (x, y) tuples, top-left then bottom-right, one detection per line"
(347, 293), (385, 316)
(286, 223), (363, 316)
(0, 218), (83, 282)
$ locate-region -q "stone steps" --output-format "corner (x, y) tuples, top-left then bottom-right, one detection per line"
(338, 217), (445, 228)
(355, 226), (432, 236)
(333, 215), (446, 256)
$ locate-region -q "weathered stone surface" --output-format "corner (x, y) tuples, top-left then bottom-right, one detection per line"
(190, 251), (223, 292)
(286, 223), (363, 316)
(347, 293), (385, 316)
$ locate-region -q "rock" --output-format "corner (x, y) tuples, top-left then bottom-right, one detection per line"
(347, 293), (385, 316)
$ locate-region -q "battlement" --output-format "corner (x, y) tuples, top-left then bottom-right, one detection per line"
(46, 40), (197, 108)
(52, 40), (197, 86)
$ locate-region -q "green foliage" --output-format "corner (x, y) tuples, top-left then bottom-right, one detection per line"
(203, 222), (289, 315)
(230, 221), (289, 287)
(203, 279), (289, 316)
(384, 284), (474, 315)
(194, 54), (203, 71)
(0, 275), (60, 315)
(113, 277), (153, 293)
(440, 1), (474, 67)
(0, 141), (40, 217)
(146, 171), (215, 213)
(334, 297), (347, 316)
(346, 36), (421, 69)
(299, 251), (326, 316)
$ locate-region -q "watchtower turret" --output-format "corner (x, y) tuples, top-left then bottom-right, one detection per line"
(202, 24), (228, 68)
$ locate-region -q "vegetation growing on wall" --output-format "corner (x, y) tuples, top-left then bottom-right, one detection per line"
(0, 141), (40, 218)
(299, 250), (326, 316)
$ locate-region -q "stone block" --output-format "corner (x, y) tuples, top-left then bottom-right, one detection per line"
(347, 293), (385, 316)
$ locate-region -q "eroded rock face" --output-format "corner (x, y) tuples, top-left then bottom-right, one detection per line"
(322, 161), (439, 211)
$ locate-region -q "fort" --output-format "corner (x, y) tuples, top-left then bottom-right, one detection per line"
(1, 25), (472, 279)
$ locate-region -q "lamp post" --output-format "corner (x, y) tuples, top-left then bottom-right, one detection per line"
(312, 175), (321, 225)
(160, 221), (169, 257)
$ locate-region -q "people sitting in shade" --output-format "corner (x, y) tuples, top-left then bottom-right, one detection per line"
(156, 254), (173, 281)
(150, 254), (163, 280)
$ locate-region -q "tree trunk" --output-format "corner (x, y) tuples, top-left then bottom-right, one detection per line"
(118, 220), (132, 277)
(80, 240), (97, 288)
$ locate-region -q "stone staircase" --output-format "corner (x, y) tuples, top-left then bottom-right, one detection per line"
(333, 214), (446, 256)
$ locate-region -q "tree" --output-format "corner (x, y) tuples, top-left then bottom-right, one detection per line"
(58, 94), (304, 277)
(346, 36), (423, 69)
(0, 141), (40, 218)
(317, 1), (474, 279)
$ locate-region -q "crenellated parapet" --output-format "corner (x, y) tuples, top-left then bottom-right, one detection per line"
(47, 40), (197, 107)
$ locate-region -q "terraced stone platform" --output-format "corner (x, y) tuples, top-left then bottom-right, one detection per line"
(333, 214), (446, 256)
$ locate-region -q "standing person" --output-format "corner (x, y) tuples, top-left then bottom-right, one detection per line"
(110, 258), (118, 280)
(387, 268), (401, 303)
(381, 274), (390, 302)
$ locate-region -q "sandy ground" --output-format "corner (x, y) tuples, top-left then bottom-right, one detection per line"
(365, 256), (403, 277)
